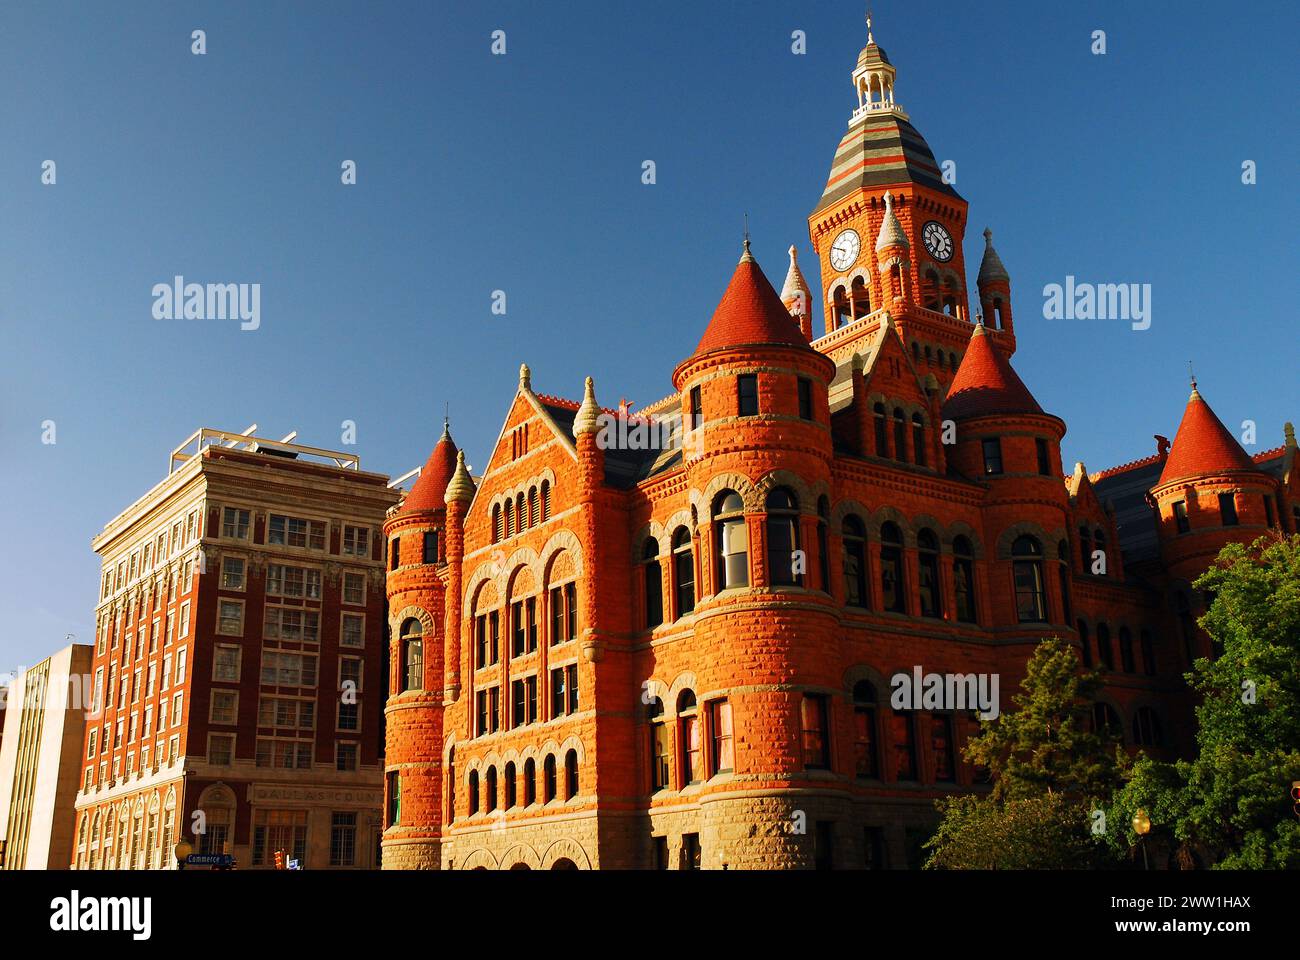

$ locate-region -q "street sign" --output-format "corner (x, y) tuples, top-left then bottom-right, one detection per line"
(288, 859), (301, 870)
(185, 853), (235, 867)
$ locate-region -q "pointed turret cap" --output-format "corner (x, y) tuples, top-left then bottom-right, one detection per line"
(444, 449), (475, 504)
(977, 228), (1009, 285)
(875, 191), (910, 253)
(693, 241), (809, 355)
(399, 421), (459, 514)
(573, 377), (603, 437)
(780, 245), (811, 307)
(1157, 383), (1257, 485)
(942, 320), (1043, 420)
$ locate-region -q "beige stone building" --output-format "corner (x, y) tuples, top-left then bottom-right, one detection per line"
(0, 643), (95, 869)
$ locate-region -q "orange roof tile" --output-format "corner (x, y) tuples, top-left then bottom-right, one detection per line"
(398, 426), (459, 514)
(1157, 387), (1258, 485)
(693, 245), (807, 356)
(941, 322), (1042, 420)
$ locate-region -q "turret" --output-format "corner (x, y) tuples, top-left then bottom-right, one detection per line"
(780, 245), (814, 341)
(874, 191), (912, 304)
(976, 228), (1014, 341)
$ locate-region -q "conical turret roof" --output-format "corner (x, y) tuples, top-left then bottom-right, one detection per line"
(399, 422), (458, 514)
(1157, 385), (1258, 485)
(692, 241), (807, 356)
(941, 322), (1042, 420)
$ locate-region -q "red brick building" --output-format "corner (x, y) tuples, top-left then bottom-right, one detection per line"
(381, 31), (1298, 869)
(73, 428), (398, 870)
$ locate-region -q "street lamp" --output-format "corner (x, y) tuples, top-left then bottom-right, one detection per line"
(174, 839), (192, 871)
(1132, 808), (1151, 870)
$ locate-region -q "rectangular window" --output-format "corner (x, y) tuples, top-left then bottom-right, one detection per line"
(264, 607), (321, 643)
(330, 812), (357, 866)
(422, 531), (438, 564)
(489, 611), (500, 664)
(689, 385), (703, 430)
(343, 572), (365, 605)
(171, 693), (184, 728)
(221, 557), (245, 590)
(526, 597), (538, 653)
(550, 587), (564, 645)
(1264, 496), (1275, 528)
(737, 374), (759, 417)
(342, 525), (370, 557)
(336, 742), (358, 772)
(682, 833), (701, 871)
(801, 695), (830, 769)
(511, 601), (525, 658)
(337, 701), (359, 731)
(266, 564), (322, 599)
(210, 689), (238, 724)
(476, 690), (487, 736)
(222, 507), (250, 540)
(268, 514), (326, 550)
(565, 582), (577, 642)
(931, 714), (956, 782)
(174, 647), (188, 684)
(208, 733), (235, 766)
(260, 651), (318, 687)
(387, 772), (401, 827)
(512, 679), (526, 728)
(1218, 492), (1238, 526)
(489, 686), (500, 733)
(475, 615), (487, 669)
(525, 674), (537, 724)
(709, 700), (734, 774)
(217, 599), (244, 636)
(341, 613), (364, 648)
(340, 656), (362, 692)
(1035, 438), (1051, 476)
(797, 377), (813, 421)
(389, 538), (401, 571)
(550, 667), (567, 718)
(891, 712), (917, 781)
(179, 601), (191, 638)
(981, 437), (1003, 475)
(1173, 500), (1190, 534)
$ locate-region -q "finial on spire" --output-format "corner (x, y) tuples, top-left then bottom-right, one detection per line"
(1285, 422), (1296, 448)
(740, 215), (755, 263)
(975, 310), (985, 327)
(519, 362), (532, 391)
(1188, 360), (1198, 393)
(866, 7), (874, 44)
(444, 449), (476, 504)
(574, 376), (602, 437)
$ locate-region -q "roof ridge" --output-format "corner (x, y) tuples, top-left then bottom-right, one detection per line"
(1090, 452), (1162, 483)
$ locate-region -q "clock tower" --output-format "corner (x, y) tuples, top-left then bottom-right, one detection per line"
(807, 17), (1016, 379)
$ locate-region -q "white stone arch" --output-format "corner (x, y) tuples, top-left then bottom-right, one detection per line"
(459, 848), (499, 871)
(389, 604), (436, 640)
(666, 671), (699, 717)
(701, 471), (759, 513)
(944, 521), (986, 559)
(539, 529), (584, 583)
(843, 662), (891, 699)
(996, 522), (1052, 560)
(442, 734), (457, 765)
(660, 508), (693, 539)
(541, 837), (592, 870)
(557, 735), (586, 765)
(754, 469), (817, 513)
(631, 520), (667, 561)
(463, 567), (502, 620)
(832, 498), (872, 528)
(870, 505), (914, 546)
(501, 842), (543, 870)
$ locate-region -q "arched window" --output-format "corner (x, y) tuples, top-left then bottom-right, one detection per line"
(1011, 536), (1046, 623)
(842, 516), (869, 608)
(851, 276), (871, 319)
(504, 761), (516, 809)
(713, 492), (748, 590)
(504, 498), (514, 538)
(517, 493), (526, 531)
(853, 680), (879, 779)
(401, 619), (423, 692)
(1078, 620), (1092, 667)
(543, 755), (557, 803)
(833, 285), (851, 328)
(816, 497), (830, 592)
(1094, 530), (1107, 576)
(678, 690), (702, 786)
(642, 538), (663, 629)
(893, 408), (907, 462)
(1133, 707), (1163, 747)
(485, 766), (497, 812)
(953, 535), (976, 623)
(1119, 627), (1135, 673)
(923, 268), (941, 311)
(528, 486), (538, 527)
(891, 709), (917, 781)
(1058, 539), (1072, 622)
(911, 341), (921, 362)
(1090, 702), (1123, 743)
(917, 529), (941, 618)
(949, 352), (958, 369)
(564, 749), (579, 800)
(880, 522), (906, 613)
(468, 770), (480, 815)
(671, 527), (695, 617)
(540, 480), (551, 520)
(1140, 628), (1156, 676)
(911, 413), (927, 467)
(873, 403), (888, 457)
(1096, 622), (1114, 670)
(765, 488), (801, 587)
(523, 758), (536, 806)
(648, 697), (670, 791)
(446, 747), (456, 823)
(924, 345), (933, 365)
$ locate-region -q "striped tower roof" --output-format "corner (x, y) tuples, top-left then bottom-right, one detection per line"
(816, 114), (962, 214)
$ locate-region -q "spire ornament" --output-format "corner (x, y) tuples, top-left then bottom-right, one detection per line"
(573, 376), (602, 437)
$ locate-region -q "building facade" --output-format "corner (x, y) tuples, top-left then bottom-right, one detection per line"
(71, 428), (399, 870)
(0, 644), (94, 869)
(379, 27), (1298, 870)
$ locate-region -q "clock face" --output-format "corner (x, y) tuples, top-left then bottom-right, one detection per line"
(829, 229), (861, 271)
(922, 221), (954, 262)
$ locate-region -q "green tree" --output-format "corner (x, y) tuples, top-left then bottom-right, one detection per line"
(925, 638), (1125, 869)
(1108, 535), (1300, 869)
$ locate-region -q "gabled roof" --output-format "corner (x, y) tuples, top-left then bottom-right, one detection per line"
(397, 424), (458, 514)
(941, 322), (1042, 421)
(1157, 386), (1258, 485)
(693, 243), (808, 356)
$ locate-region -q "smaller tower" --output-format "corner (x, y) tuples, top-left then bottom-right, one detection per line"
(875, 191), (911, 304)
(780, 245), (814, 341)
(976, 228), (1014, 340)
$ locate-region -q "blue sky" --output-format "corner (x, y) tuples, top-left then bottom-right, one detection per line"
(1, 0), (1295, 670)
